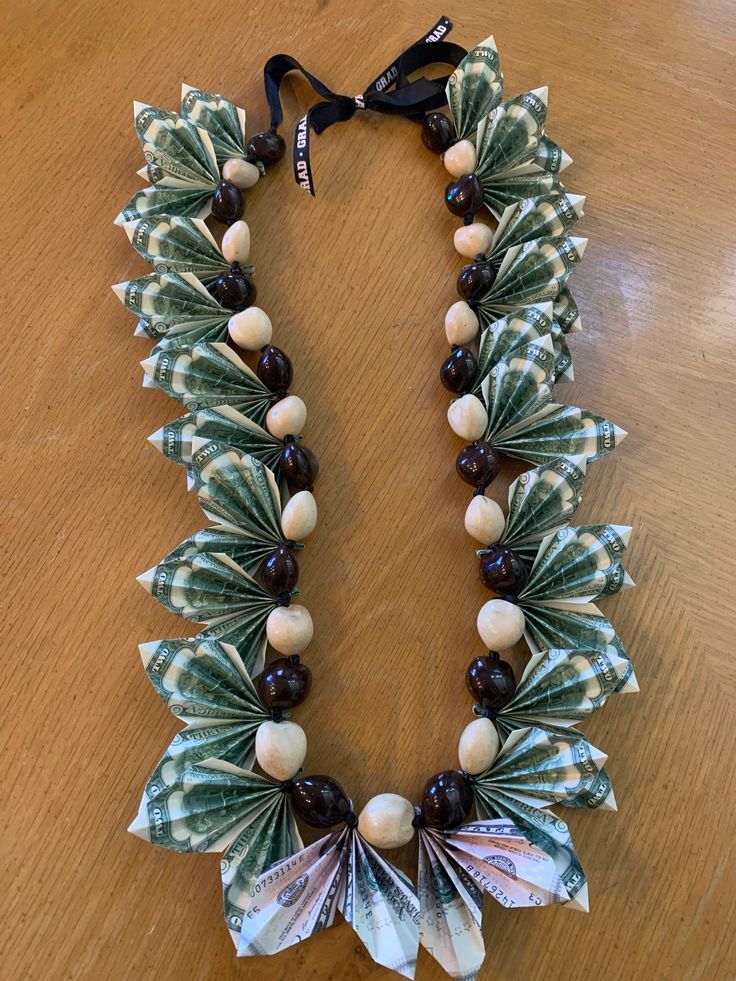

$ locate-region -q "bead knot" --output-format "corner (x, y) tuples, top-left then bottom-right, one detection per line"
(411, 806), (425, 830)
(344, 811), (359, 828)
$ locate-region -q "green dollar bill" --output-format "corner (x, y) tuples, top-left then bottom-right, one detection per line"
(491, 193), (585, 260)
(492, 401), (627, 465)
(134, 101), (219, 185)
(521, 525), (634, 603)
(141, 342), (270, 422)
(533, 135), (572, 175)
(474, 304), (573, 387)
(113, 271), (229, 347)
(522, 605), (636, 692)
(129, 758), (286, 853)
(180, 84), (246, 164)
(478, 726), (614, 809)
(485, 335), (556, 440)
(476, 88), (549, 178)
(446, 35), (503, 140)
(493, 647), (637, 738)
(137, 550), (277, 624)
(498, 456), (587, 564)
(115, 184), (215, 224)
(125, 216), (254, 287)
(149, 405), (283, 470)
(476, 236), (587, 322)
(221, 794), (302, 944)
(138, 637), (268, 800)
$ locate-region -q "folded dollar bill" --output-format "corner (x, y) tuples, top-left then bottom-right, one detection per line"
(418, 819), (568, 980)
(124, 215), (254, 288)
(115, 85), (262, 224)
(239, 823), (420, 977)
(446, 38), (571, 216)
(477, 332), (626, 466)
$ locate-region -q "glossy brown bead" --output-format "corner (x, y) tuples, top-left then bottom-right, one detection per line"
(247, 130), (286, 167)
(211, 179), (244, 225)
(290, 775), (351, 828)
(421, 112), (455, 154)
(479, 545), (529, 599)
(280, 442), (319, 492)
(257, 345), (293, 392)
(440, 347), (477, 394)
(216, 269), (257, 311)
(256, 655), (312, 710)
(457, 260), (497, 301)
(465, 653), (516, 712)
(445, 175), (484, 219)
(455, 440), (499, 488)
(420, 770), (473, 830)
(261, 545), (299, 596)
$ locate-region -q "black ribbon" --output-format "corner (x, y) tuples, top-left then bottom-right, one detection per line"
(262, 16), (466, 194)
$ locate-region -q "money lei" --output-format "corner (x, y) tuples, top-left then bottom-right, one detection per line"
(117, 25), (638, 981)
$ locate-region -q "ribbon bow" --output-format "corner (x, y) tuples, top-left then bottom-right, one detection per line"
(262, 16), (466, 194)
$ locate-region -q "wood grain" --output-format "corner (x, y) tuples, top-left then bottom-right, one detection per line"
(3, 0), (735, 978)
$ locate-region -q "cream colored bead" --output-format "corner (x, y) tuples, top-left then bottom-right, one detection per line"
(454, 222), (494, 259)
(266, 605), (313, 656)
(227, 307), (272, 350)
(458, 717), (500, 774)
(255, 720), (307, 781)
(443, 139), (477, 178)
(221, 220), (251, 264)
(464, 496), (505, 544)
(266, 395), (307, 440)
(477, 599), (526, 651)
(222, 158), (260, 189)
(445, 301), (479, 346)
(358, 794), (415, 849)
(281, 490), (317, 541)
(447, 394), (488, 441)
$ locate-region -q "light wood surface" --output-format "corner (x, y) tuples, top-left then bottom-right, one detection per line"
(4, 1), (735, 978)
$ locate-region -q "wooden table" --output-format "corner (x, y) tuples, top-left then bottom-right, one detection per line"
(5, 0), (735, 978)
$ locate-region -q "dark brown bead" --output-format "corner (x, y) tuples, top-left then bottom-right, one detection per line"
(421, 112), (455, 154)
(261, 545), (299, 596)
(256, 655), (312, 710)
(216, 269), (257, 311)
(211, 179), (244, 225)
(280, 442), (319, 492)
(457, 260), (497, 301)
(456, 441), (499, 488)
(420, 770), (473, 830)
(445, 175), (484, 220)
(440, 347), (477, 394)
(248, 130), (286, 167)
(290, 775), (351, 828)
(257, 345), (293, 392)
(479, 545), (529, 599)
(465, 653), (516, 712)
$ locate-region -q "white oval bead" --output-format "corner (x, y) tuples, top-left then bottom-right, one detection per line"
(266, 395), (307, 440)
(454, 222), (494, 259)
(447, 394), (488, 441)
(477, 599), (526, 651)
(227, 307), (272, 350)
(445, 301), (479, 346)
(255, 720), (307, 781)
(444, 139), (477, 178)
(358, 794), (415, 849)
(281, 490), (317, 541)
(266, 605), (313, 656)
(458, 717), (500, 774)
(221, 220), (251, 264)
(222, 158), (260, 189)
(464, 496), (505, 544)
